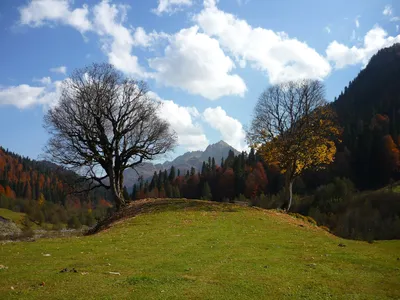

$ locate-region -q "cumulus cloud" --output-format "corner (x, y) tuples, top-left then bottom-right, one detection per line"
(203, 106), (247, 152)
(0, 81), (62, 109)
(326, 26), (400, 69)
(152, 0), (193, 16)
(33, 76), (52, 85)
(383, 5), (392, 16)
(50, 66), (67, 75)
(19, 0), (91, 32)
(133, 27), (170, 48)
(149, 26), (247, 100)
(195, 1), (331, 84)
(148, 91), (209, 151)
(92, 1), (145, 77)
(19, 0), (162, 78)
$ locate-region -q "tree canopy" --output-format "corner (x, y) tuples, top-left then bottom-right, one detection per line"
(247, 80), (341, 210)
(44, 63), (177, 210)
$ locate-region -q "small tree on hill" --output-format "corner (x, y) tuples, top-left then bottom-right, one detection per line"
(247, 80), (341, 211)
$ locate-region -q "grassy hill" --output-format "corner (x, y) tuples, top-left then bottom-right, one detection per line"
(0, 199), (399, 299)
(0, 208), (26, 228)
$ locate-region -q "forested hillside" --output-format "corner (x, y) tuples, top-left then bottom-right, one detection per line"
(131, 148), (276, 202)
(332, 44), (400, 189)
(0, 147), (112, 230)
(0, 147), (67, 204)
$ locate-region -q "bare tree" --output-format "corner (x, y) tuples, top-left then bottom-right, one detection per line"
(44, 63), (177, 210)
(247, 80), (340, 211)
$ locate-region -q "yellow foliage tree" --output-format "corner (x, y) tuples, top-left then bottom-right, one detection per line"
(247, 80), (341, 211)
(37, 193), (45, 206)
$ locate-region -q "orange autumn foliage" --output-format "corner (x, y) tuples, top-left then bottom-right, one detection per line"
(5, 186), (16, 199)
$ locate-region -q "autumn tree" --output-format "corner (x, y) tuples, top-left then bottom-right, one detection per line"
(247, 80), (341, 211)
(380, 135), (400, 182)
(44, 63), (177, 210)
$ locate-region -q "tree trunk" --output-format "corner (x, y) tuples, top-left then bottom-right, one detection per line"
(109, 166), (126, 211)
(287, 180), (294, 211)
(113, 191), (125, 211)
(284, 171), (294, 212)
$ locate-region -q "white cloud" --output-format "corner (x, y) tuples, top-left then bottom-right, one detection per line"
(0, 81), (62, 109)
(33, 76), (52, 85)
(203, 106), (247, 152)
(19, 0), (159, 77)
(383, 5), (392, 16)
(355, 16), (360, 28)
(326, 26), (400, 69)
(153, 0), (193, 16)
(50, 66), (67, 75)
(149, 26), (247, 100)
(325, 26), (331, 34)
(92, 1), (146, 77)
(195, 1), (331, 84)
(133, 27), (169, 48)
(19, 0), (91, 32)
(149, 91), (209, 151)
(391, 16), (400, 22)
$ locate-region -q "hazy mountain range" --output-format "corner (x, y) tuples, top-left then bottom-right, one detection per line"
(123, 140), (240, 188)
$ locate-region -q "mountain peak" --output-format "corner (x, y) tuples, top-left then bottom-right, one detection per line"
(214, 140), (229, 147)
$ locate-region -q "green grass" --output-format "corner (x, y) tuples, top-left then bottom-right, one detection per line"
(0, 208), (54, 230)
(0, 208), (26, 228)
(1, 199), (399, 299)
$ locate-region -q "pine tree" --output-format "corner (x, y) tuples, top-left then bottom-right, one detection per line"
(201, 161), (207, 175)
(163, 170), (168, 184)
(131, 184), (137, 200)
(157, 170), (163, 190)
(211, 157), (216, 174)
(150, 171), (158, 191)
(248, 148), (256, 165)
(169, 166), (176, 182)
(201, 182), (212, 200)
(190, 167), (196, 176)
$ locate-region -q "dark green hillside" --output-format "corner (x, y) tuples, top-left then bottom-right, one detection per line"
(332, 44), (400, 188)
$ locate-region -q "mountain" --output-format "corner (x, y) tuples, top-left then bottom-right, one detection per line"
(123, 140), (240, 188)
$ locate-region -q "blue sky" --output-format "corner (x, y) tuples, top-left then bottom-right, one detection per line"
(0, 0), (399, 162)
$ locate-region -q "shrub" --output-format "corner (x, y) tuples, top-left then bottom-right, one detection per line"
(306, 216), (317, 225)
(314, 177), (355, 213)
(86, 213), (96, 227)
(68, 216), (82, 229)
(236, 194), (247, 203)
(21, 215), (33, 228)
(52, 222), (63, 231)
(20, 228), (34, 239)
(319, 225), (330, 232)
